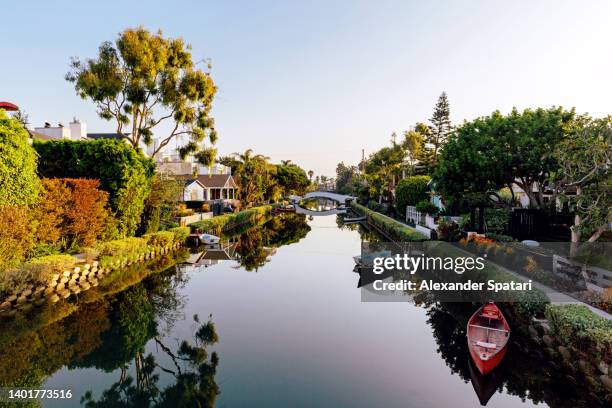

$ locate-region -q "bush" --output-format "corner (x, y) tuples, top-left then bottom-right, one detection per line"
(189, 206), (272, 234)
(366, 200), (385, 213)
(437, 219), (462, 242)
(484, 208), (511, 235)
(0, 254), (76, 297)
(0, 110), (40, 206)
(143, 231), (175, 247)
(415, 200), (439, 216)
(485, 232), (516, 242)
(169, 227), (190, 243)
(35, 178), (113, 249)
(0, 206), (35, 271)
(201, 203), (210, 212)
(351, 202), (427, 241)
(97, 237), (148, 258)
(545, 304), (612, 362)
(395, 176), (431, 217)
(34, 139), (154, 237)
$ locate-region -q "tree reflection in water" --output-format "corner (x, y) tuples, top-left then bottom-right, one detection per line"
(80, 314), (220, 408)
(233, 213), (311, 271)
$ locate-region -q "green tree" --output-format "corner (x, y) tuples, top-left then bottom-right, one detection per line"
(308, 170), (314, 182)
(433, 107), (576, 207)
(395, 175), (431, 217)
(276, 164), (309, 195)
(66, 27), (218, 164)
(364, 144), (404, 203)
(427, 92), (452, 167)
(231, 149), (276, 205)
(551, 116), (611, 250)
(335, 162), (359, 195)
(0, 110), (40, 206)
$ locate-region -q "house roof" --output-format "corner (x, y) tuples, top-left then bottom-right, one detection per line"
(195, 174), (237, 189)
(178, 174), (237, 189)
(29, 130), (52, 141)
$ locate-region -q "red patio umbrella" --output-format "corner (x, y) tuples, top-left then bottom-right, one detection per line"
(0, 102), (19, 111)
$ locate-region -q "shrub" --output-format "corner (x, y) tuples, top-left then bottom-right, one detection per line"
(415, 200), (439, 216)
(143, 231), (175, 247)
(36, 178), (113, 248)
(485, 232), (516, 242)
(351, 202), (427, 242)
(0, 206), (35, 271)
(395, 176), (431, 217)
(545, 304), (612, 362)
(201, 203), (210, 212)
(437, 219), (462, 242)
(484, 208), (511, 235)
(0, 110), (40, 206)
(97, 237), (148, 258)
(189, 206), (272, 234)
(34, 139), (154, 237)
(0, 254), (76, 297)
(169, 226), (190, 243)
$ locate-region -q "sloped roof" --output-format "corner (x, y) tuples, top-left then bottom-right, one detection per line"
(195, 174), (237, 188)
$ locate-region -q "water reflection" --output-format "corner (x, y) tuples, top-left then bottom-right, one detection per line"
(80, 314), (220, 408)
(0, 212), (606, 408)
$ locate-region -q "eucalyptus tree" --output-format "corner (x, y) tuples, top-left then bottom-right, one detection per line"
(551, 115), (611, 251)
(67, 27), (218, 164)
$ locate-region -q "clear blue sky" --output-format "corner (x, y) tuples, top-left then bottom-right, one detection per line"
(2, 0), (611, 176)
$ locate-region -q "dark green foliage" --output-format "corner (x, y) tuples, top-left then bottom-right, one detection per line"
(483, 208), (511, 234)
(395, 176), (431, 216)
(34, 139), (154, 237)
(415, 200), (438, 215)
(434, 107), (575, 206)
(427, 92), (452, 167)
(276, 164), (310, 195)
(352, 202), (427, 241)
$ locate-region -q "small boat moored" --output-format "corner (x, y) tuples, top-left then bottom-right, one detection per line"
(199, 233), (220, 245)
(467, 302), (510, 375)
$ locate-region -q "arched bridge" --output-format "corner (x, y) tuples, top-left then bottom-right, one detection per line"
(289, 191), (355, 217)
(289, 191), (356, 203)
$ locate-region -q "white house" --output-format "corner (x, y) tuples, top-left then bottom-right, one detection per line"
(182, 174), (238, 202)
(34, 118), (88, 140)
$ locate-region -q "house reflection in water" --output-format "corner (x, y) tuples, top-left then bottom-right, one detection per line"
(179, 242), (238, 273)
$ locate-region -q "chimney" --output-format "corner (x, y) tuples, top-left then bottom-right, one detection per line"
(69, 117), (87, 140)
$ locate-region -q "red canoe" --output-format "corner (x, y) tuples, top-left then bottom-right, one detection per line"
(467, 302), (510, 375)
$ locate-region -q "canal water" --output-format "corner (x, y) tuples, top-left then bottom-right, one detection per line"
(0, 213), (599, 407)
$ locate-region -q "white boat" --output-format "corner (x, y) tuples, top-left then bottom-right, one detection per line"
(199, 233), (220, 245)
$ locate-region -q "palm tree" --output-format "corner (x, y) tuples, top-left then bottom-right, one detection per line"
(281, 159), (293, 165)
(308, 170), (314, 182)
(232, 149), (270, 165)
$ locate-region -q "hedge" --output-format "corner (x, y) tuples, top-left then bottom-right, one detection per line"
(33, 139), (155, 237)
(189, 206), (272, 235)
(545, 304), (612, 362)
(351, 202), (427, 242)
